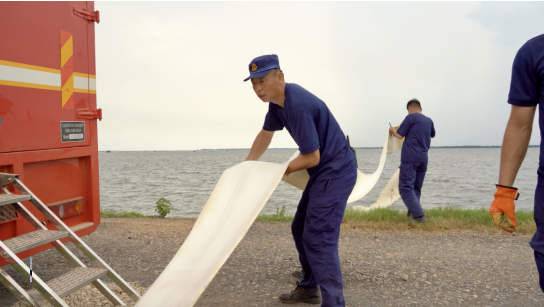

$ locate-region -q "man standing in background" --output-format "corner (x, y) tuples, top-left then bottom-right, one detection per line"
(244, 54), (357, 306)
(389, 99), (436, 224)
(489, 33), (544, 292)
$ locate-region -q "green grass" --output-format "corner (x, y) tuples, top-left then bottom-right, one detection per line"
(101, 206), (536, 233)
(100, 209), (155, 218)
(342, 207), (535, 232)
(255, 206), (536, 232)
(100, 207), (295, 221)
(256, 206), (294, 222)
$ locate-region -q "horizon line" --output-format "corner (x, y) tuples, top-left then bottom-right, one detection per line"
(100, 144), (539, 152)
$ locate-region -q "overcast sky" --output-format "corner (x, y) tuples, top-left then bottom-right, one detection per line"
(94, 1), (544, 151)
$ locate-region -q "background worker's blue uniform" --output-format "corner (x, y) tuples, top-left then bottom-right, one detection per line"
(396, 113), (435, 218)
(507, 33), (544, 291)
(264, 83), (357, 307)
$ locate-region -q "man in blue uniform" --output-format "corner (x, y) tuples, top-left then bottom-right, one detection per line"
(244, 54), (357, 306)
(489, 33), (544, 292)
(389, 99), (435, 223)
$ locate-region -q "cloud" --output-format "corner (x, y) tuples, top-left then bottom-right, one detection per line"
(468, 2), (544, 46)
(94, 2), (541, 150)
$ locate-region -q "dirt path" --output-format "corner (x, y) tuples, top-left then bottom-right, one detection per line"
(2, 218), (543, 306)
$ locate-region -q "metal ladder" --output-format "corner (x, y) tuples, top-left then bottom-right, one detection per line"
(0, 173), (141, 306)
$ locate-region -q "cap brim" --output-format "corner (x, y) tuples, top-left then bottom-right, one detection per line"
(243, 70), (272, 82)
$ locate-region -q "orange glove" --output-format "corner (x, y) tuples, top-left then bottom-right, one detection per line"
(489, 185), (519, 233)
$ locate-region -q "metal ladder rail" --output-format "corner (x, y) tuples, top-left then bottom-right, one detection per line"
(0, 266), (41, 307)
(1, 186), (126, 306)
(0, 239), (67, 307)
(11, 179), (141, 303)
(1, 187), (126, 305)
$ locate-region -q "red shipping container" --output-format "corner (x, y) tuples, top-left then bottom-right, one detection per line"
(0, 1), (101, 267)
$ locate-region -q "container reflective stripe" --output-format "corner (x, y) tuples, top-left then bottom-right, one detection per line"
(0, 60), (96, 93)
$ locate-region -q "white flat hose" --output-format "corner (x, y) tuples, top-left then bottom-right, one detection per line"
(352, 168), (401, 211)
(136, 129), (403, 307)
(135, 152), (298, 307)
(282, 130), (404, 204)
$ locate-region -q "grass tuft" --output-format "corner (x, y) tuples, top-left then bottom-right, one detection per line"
(256, 206), (294, 222)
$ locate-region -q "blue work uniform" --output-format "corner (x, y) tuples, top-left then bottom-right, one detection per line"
(264, 83), (357, 307)
(396, 113), (435, 218)
(507, 33), (544, 292)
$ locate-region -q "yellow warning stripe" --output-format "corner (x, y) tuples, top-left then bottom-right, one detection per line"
(60, 36), (74, 68)
(73, 72), (97, 79)
(0, 60), (96, 79)
(0, 79), (61, 91)
(61, 75), (74, 107)
(74, 88), (97, 94)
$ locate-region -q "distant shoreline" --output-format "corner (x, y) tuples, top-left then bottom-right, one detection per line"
(100, 145), (539, 152)
(199, 145), (540, 150)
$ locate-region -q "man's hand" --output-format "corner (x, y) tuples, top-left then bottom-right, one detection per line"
(389, 126), (403, 140)
(285, 150), (320, 175)
(490, 185), (519, 233)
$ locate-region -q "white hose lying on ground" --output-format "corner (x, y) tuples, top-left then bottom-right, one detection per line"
(135, 129), (403, 307)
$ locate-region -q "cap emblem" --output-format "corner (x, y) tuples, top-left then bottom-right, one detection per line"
(251, 63), (257, 72)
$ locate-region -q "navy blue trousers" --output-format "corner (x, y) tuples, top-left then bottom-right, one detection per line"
(531, 177), (544, 292)
(534, 251), (544, 292)
(291, 169), (357, 307)
(399, 161), (427, 218)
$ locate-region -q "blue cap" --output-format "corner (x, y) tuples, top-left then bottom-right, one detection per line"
(243, 54), (281, 82)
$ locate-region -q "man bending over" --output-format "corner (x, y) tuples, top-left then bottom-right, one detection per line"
(244, 54), (357, 307)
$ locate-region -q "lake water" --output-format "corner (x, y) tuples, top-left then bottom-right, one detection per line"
(98, 148), (540, 217)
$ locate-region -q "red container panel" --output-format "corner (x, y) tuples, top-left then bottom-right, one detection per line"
(0, 1), (100, 267)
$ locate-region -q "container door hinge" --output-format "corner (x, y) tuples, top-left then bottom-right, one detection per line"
(76, 108), (102, 121)
(73, 7), (100, 24)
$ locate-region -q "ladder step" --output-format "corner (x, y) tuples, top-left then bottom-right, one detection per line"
(28, 267), (109, 299)
(2, 229), (70, 255)
(0, 194), (31, 207)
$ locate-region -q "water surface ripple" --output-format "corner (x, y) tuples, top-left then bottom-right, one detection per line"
(99, 148), (539, 217)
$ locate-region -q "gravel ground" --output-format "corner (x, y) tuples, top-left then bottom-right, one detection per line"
(1, 218), (543, 306)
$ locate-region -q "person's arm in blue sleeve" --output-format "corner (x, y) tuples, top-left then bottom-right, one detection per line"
(499, 42), (539, 186)
(246, 108), (284, 161)
(389, 116), (411, 140)
(262, 105), (284, 131)
(490, 37), (540, 234)
(284, 112), (321, 175)
(431, 121), (436, 138)
(508, 43), (539, 106)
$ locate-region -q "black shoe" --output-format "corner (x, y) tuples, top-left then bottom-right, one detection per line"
(292, 270), (303, 280)
(279, 282), (322, 304)
(408, 215), (428, 225)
